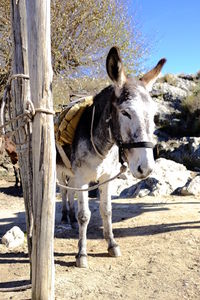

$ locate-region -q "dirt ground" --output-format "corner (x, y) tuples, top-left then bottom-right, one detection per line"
(0, 179), (200, 300)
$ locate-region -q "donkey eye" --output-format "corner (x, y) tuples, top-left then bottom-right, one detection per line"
(121, 110), (131, 119)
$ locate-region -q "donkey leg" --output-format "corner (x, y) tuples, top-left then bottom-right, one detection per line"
(76, 185), (91, 268)
(60, 188), (69, 224)
(57, 166), (69, 224)
(13, 165), (19, 187)
(99, 182), (121, 257)
(68, 190), (78, 229)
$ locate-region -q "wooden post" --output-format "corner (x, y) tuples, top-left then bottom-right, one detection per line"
(26, 1), (56, 299)
(11, 1), (55, 297)
(10, 0), (33, 271)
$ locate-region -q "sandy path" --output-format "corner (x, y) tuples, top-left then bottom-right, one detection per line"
(0, 179), (200, 299)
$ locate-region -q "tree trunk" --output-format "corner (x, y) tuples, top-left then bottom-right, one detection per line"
(26, 1), (56, 299)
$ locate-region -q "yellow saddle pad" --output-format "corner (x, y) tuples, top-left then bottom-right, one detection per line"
(55, 96), (93, 146)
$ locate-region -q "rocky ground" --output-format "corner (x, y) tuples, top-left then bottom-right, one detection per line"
(0, 178), (200, 300)
(152, 72), (200, 171)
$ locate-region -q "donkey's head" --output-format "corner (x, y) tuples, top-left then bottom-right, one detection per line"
(107, 47), (166, 179)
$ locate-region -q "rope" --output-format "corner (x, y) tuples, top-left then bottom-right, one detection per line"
(9, 73), (30, 82)
(57, 164), (127, 192)
(0, 87), (7, 134)
(0, 111), (32, 131)
(90, 106), (105, 160)
(0, 74), (54, 139)
(34, 108), (55, 115)
(0, 105), (55, 137)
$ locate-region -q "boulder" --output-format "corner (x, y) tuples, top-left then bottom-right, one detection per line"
(158, 137), (200, 171)
(1, 226), (24, 249)
(110, 169), (139, 197)
(178, 73), (196, 81)
(180, 175), (200, 196)
(155, 73), (196, 93)
(151, 74), (198, 137)
(152, 82), (189, 100)
(112, 158), (193, 198)
(0, 151), (16, 181)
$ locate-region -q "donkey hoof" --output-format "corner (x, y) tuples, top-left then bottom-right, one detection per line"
(108, 245), (121, 257)
(76, 255), (88, 268)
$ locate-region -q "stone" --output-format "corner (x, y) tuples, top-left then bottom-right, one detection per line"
(152, 82), (190, 100)
(1, 226), (24, 249)
(150, 74), (199, 139)
(178, 74), (196, 81)
(118, 158), (192, 198)
(158, 137), (200, 171)
(180, 175), (200, 196)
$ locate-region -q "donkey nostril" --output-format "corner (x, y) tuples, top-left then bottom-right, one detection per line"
(137, 165), (143, 174)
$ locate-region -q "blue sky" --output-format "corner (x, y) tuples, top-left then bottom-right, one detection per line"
(132, 0), (200, 74)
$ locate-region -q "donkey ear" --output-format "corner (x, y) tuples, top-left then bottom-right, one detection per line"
(106, 46), (126, 88)
(140, 58), (167, 91)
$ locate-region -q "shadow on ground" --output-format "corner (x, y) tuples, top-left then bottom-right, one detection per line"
(0, 185), (23, 197)
(0, 279), (31, 291)
(55, 199), (200, 240)
(1, 193), (200, 239)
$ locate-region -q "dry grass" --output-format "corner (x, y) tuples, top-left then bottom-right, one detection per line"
(156, 73), (178, 86)
(53, 76), (110, 111)
(182, 83), (200, 113)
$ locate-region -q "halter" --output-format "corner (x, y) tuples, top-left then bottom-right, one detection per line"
(117, 140), (154, 165)
(90, 103), (154, 165)
(109, 100), (154, 165)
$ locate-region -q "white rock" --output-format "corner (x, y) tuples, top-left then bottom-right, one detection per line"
(1, 226), (24, 249)
(110, 169), (139, 197)
(117, 158), (192, 198)
(152, 82), (189, 99)
(181, 175), (200, 196)
(151, 158), (190, 193)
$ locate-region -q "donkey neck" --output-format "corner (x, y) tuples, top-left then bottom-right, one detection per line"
(71, 86), (116, 164)
(91, 87), (115, 156)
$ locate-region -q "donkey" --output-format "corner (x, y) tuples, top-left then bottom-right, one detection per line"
(57, 46), (166, 268)
(0, 135), (21, 187)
